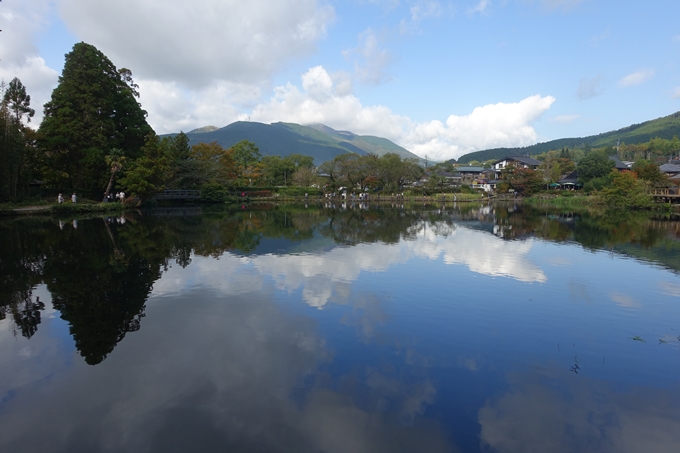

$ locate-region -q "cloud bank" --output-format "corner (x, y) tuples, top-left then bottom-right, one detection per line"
(9, 0), (556, 161)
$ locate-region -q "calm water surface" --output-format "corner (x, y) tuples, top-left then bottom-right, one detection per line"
(1, 203), (680, 453)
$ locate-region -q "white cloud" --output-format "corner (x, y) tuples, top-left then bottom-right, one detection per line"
(405, 94), (555, 161)
(343, 28), (393, 85)
(672, 87), (680, 100)
(672, 35), (680, 42)
(0, 0), (59, 125)
(250, 66), (554, 161)
(58, 0), (335, 88)
(618, 70), (655, 88)
(467, 0), (491, 15)
(410, 1), (445, 21)
(137, 79), (261, 133)
(577, 75), (604, 100)
(553, 114), (580, 123)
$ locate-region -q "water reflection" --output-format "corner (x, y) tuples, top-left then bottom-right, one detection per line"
(0, 287), (452, 453)
(2, 204), (680, 361)
(478, 367), (680, 453)
(1, 204), (680, 452)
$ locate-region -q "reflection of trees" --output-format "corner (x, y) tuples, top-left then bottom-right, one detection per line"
(492, 204), (670, 249)
(319, 208), (434, 245)
(0, 219), (48, 338)
(3, 203), (680, 365)
(44, 221), (159, 365)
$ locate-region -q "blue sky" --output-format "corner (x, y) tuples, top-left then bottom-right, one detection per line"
(2, 0), (679, 161)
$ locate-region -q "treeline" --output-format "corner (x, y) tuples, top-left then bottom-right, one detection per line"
(0, 42), (424, 204)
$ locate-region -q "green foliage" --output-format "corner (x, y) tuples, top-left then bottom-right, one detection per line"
(200, 182), (228, 203)
(277, 186), (321, 197)
(501, 166), (544, 196)
(119, 133), (169, 202)
(0, 78), (37, 200)
(38, 42), (152, 189)
(583, 176), (613, 193)
(577, 150), (615, 183)
(601, 170), (653, 209)
(632, 159), (668, 186)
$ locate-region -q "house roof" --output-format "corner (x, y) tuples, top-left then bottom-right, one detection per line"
(659, 163), (680, 174)
(493, 156), (541, 167)
(456, 166), (486, 173)
(557, 170), (579, 184)
(608, 156), (629, 170)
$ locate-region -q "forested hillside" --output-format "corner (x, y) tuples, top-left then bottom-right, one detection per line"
(456, 111), (680, 164)
(168, 121), (420, 165)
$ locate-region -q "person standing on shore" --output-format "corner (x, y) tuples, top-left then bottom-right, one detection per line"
(57, 193), (64, 204)
(71, 193), (77, 203)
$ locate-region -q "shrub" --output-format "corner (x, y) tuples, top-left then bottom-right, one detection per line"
(201, 183), (228, 203)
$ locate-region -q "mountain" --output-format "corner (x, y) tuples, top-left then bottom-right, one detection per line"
(455, 111), (680, 164)
(168, 121), (420, 165)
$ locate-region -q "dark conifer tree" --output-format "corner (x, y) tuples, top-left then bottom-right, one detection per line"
(39, 42), (153, 189)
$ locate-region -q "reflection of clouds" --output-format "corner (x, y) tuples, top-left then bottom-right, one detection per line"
(569, 280), (593, 304)
(152, 223), (546, 309)
(609, 291), (640, 308)
(416, 228), (546, 283)
(0, 288), (451, 453)
(478, 369), (680, 453)
(659, 281), (680, 297)
(548, 256), (572, 266)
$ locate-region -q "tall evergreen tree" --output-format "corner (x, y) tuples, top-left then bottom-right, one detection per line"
(38, 42), (153, 189)
(0, 78), (36, 199)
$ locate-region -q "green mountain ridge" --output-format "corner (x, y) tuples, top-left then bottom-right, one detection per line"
(455, 111), (680, 164)
(166, 121), (421, 165)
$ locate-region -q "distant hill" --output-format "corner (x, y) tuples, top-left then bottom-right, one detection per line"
(187, 125), (219, 134)
(166, 121), (421, 165)
(455, 111), (680, 164)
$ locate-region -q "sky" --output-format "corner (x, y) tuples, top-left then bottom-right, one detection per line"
(2, 0), (679, 161)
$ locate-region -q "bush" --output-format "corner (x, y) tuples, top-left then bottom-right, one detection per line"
(583, 175), (612, 193)
(201, 183), (228, 203)
(277, 187), (321, 197)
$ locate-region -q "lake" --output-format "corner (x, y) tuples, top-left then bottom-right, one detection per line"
(1, 202), (680, 453)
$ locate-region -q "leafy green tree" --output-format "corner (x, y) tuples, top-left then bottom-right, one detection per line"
(602, 170), (653, 209)
(39, 42), (152, 189)
(119, 133), (169, 203)
(164, 132), (195, 188)
(506, 167), (544, 195)
(232, 140), (261, 184)
(190, 141), (237, 187)
(376, 153), (423, 192)
(632, 159), (668, 187)
(576, 150), (614, 184)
